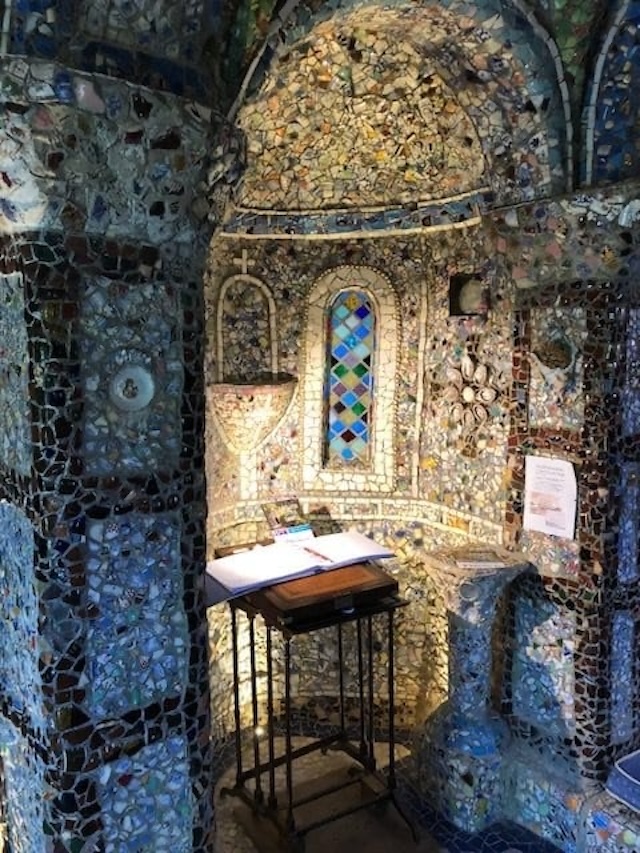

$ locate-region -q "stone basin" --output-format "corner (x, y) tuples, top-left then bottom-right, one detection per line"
(208, 374), (297, 455)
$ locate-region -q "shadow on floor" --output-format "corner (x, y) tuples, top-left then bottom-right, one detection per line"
(214, 738), (562, 853)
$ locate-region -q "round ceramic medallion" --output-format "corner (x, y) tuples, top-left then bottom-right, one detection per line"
(108, 364), (156, 412)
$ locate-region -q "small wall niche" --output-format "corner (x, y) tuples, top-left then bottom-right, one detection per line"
(449, 273), (489, 317)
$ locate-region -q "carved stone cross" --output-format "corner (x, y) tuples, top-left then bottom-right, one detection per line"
(233, 249), (255, 275)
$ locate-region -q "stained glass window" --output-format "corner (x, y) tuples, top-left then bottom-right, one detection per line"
(324, 290), (375, 466)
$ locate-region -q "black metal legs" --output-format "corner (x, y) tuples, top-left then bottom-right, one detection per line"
(221, 604), (418, 847)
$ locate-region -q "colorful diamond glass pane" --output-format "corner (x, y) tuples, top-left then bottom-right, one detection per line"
(324, 290), (374, 465)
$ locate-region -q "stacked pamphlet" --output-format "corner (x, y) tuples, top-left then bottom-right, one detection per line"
(261, 497), (314, 543)
(453, 549), (508, 569)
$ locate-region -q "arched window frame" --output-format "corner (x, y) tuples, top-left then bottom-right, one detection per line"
(302, 265), (398, 493)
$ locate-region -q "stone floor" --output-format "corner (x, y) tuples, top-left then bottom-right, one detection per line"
(213, 738), (560, 853)
(213, 738), (436, 853)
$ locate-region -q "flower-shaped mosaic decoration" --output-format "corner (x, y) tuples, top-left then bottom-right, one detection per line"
(431, 349), (504, 455)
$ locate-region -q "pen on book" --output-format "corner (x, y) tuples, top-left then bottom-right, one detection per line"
(302, 545), (329, 562)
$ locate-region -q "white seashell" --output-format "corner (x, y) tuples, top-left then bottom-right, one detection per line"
(451, 402), (464, 423)
(473, 363), (487, 384)
(442, 385), (460, 403)
(461, 354), (475, 380)
(462, 386), (475, 403)
(446, 367), (463, 387)
(473, 403), (488, 422)
(478, 386), (497, 404)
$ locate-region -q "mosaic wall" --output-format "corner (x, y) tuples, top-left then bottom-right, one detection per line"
(610, 610), (635, 745)
(528, 307), (586, 431)
(0, 273), (31, 475)
(80, 0), (204, 54)
(234, 2), (567, 218)
(237, 14), (487, 210)
(7, 1), (216, 98)
(85, 514), (188, 717)
(588, 0), (640, 185)
(0, 14), (214, 840)
(511, 591), (575, 737)
(205, 179), (640, 849)
(80, 277), (183, 475)
(505, 757), (583, 852)
(215, 272), (277, 381)
(5, 0), (640, 851)
(0, 504), (42, 731)
(96, 734), (193, 853)
(0, 57), (210, 240)
(618, 464), (640, 584)
(584, 793), (640, 852)
(0, 228), (213, 851)
(0, 719), (47, 853)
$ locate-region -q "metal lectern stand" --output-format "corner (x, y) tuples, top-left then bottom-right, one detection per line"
(217, 562), (418, 852)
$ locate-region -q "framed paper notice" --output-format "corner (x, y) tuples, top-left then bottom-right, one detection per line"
(523, 455), (577, 540)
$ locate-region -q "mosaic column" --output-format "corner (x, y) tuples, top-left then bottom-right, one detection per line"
(0, 234), (213, 852)
(419, 545), (531, 833)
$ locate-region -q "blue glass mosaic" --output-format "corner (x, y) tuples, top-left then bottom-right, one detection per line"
(506, 766), (581, 853)
(610, 610), (634, 744)
(80, 278), (183, 476)
(616, 465), (639, 583)
(221, 194), (484, 238)
(0, 504), (43, 732)
(0, 273), (30, 476)
(85, 514), (189, 718)
(590, 0), (640, 183)
(0, 718), (46, 853)
(97, 734), (193, 853)
(622, 308), (640, 438)
(399, 771), (564, 853)
(511, 595), (575, 737)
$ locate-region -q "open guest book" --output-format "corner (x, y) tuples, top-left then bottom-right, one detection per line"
(206, 530), (395, 600)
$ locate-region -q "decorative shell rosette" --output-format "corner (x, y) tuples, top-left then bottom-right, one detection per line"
(431, 351), (503, 454)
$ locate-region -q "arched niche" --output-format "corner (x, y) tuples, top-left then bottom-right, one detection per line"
(210, 271), (297, 458)
(583, 0), (640, 185)
(230, 0), (572, 212)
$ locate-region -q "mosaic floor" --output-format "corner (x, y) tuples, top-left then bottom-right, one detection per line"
(213, 738), (561, 853)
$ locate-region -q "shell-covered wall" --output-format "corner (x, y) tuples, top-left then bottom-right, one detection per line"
(204, 1), (640, 849)
(4, 0), (640, 851)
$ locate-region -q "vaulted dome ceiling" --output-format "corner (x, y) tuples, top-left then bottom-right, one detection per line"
(233, 4), (570, 214)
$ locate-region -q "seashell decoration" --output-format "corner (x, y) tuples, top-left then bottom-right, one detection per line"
(473, 402), (488, 422)
(478, 386), (497, 404)
(460, 353), (475, 380)
(451, 402), (465, 424)
(443, 385), (460, 402)
(446, 366), (463, 387)
(473, 363), (487, 385)
(431, 348), (502, 444)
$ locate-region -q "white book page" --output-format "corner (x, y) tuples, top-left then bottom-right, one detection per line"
(307, 531), (394, 567)
(206, 542), (322, 593)
(205, 531), (394, 595)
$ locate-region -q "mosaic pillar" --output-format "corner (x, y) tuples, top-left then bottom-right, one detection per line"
(0, 233), (213, 852)
(502, 291), (634, 849)
(419, 545), (531, 833)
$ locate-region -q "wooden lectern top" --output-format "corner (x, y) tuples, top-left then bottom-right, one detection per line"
(242, 562), (399, 630)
